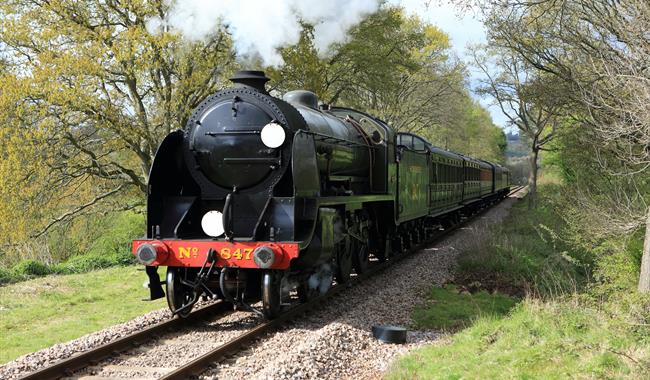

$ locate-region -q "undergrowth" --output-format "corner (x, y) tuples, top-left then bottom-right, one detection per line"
(412, 285), (517, 331)
(455, 183), (589, 297)
(0, 212), (142, 285)
(387, 181), (650, 379)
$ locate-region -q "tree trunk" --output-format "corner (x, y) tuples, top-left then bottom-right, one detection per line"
(638, 207), (650, 293)
(528, 148), (539, 208)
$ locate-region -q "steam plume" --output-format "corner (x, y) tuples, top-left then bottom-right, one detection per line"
(149, 0), (381, 66)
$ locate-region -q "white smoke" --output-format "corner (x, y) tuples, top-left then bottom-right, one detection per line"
(148, 0), (381, 67)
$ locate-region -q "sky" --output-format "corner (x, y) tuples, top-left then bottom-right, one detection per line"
(390, 0), (512, 131)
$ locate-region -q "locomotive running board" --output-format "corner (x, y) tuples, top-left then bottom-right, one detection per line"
(318, 194), (394, 206)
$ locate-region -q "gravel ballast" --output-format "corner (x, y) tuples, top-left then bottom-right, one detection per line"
(1, 192), (522, 380)
(0, 307), (173, 379)
(200, 195), (520, 380)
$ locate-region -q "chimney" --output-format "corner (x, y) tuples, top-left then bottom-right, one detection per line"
(229, 70), (270, 94)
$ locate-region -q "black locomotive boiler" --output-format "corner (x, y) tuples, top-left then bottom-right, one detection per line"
(132, 71), (510, 318)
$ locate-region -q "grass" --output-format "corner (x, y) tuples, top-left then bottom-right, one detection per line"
(0, 265), (166, 364)
(456, 183), (588, 297)
(385, 180), (650, 379)
(387, 300), (650, 379)
(412, 285), (517, 331)
(0, 211), (144, 285)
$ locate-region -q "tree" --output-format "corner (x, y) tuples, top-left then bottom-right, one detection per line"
(268, 8), (437, 109)
(0, 0), (235, 239)
(269, 7), (505, 161)
(477, 0), (650, 291)
(472, 46), (558, 205)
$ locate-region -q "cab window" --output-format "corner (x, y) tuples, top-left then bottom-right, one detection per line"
(397, 133), (427, 151)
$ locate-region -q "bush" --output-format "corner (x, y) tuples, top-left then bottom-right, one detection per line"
(87, 212), (144, 257)
(586, 234), (643, 299)
(1, 211), (143, 283)
(0, 267), (19, 285)
(55, 251), (134, 274)
(456, 189), (588, 297)
(51, 211), (141, 274)
(12, 259), (51, 277)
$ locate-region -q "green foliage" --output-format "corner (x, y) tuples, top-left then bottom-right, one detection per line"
(12, 260), (51, 277)
(0, 267), (18, 285)
(458, 185), (588, 297)
(45, 212), (141, 273)
(0, 252), (135, 284)
(412, 285), (517, 331)
(459, 177), (642, 301)
(0, 266), (166, 363)
(541, 125), (648, 296)
(53, 252), (134, 275)
(587, 233), (644, 298)
(41, 212), (144, 274)
(270, 6), (505, 163)
(269, 7), (433, 106)
(421, 97), (507, 163)
(0, 0), (235, 246)
(0, 212), (141, 282)
(87, 212), (144, 257)
(387, 300), (650, 379)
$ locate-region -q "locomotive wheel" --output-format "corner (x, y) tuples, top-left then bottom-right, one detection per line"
(404, 232), (413, 250)
(166, 267), (195, 318)
(335, 237), (352, 284)
(414, 227), (422, 245)
(261, 271), (282, 319)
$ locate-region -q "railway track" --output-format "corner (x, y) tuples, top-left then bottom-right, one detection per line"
(18, 186), (525, 380)
(17, 301), (235, 380)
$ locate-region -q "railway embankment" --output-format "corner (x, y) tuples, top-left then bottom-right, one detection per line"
(386, 182), (650, 379)
(0, 266), (168, 367)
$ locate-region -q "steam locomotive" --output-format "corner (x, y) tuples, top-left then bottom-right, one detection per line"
(132, 71), (510, 318)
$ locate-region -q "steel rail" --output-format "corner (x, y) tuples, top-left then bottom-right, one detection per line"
(508, 185), (526, 197)
(160, 187), (525, 380)
(18, 300), (233, 380)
